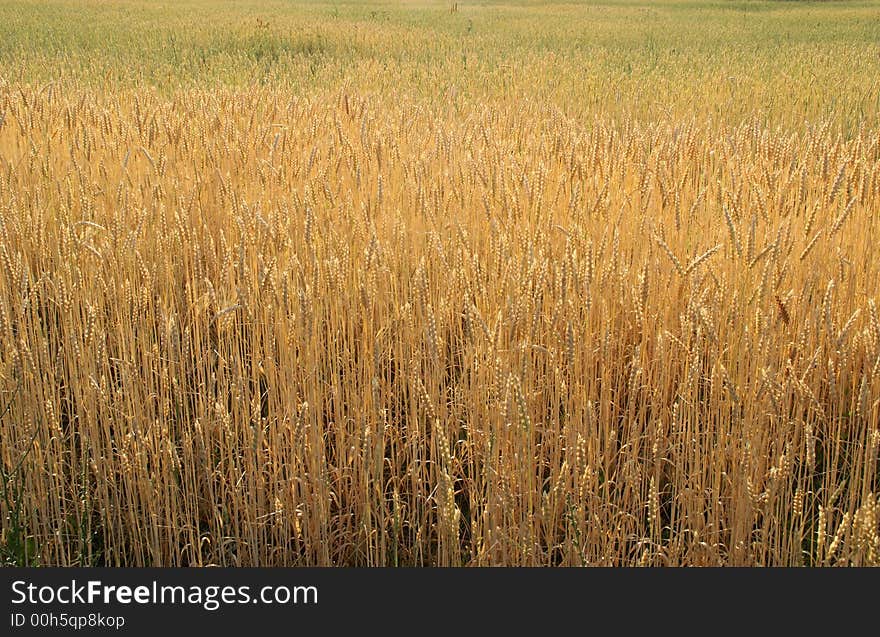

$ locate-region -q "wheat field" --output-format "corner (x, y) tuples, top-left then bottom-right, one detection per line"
(1, 0), (879, 566)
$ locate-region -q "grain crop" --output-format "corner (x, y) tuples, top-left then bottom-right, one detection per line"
(1, 0), (879, 566)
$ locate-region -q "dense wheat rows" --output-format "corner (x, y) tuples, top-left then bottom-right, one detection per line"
(1, 1), (880, 566)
